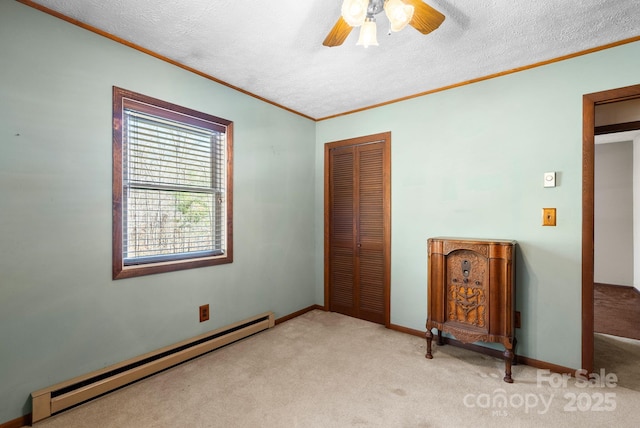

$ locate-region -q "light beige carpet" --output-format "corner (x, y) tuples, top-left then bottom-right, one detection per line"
(594, 333), (640, 392)
(32, 310), (640, 427)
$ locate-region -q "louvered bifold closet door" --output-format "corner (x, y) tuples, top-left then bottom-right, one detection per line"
(329, 146), (356, 317)
(328, 141), (386, 324)
(356, 142), (385, 324)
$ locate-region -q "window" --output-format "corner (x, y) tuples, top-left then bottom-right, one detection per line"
(112, 87), (233, 279)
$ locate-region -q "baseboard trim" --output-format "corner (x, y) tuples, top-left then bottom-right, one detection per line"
(442, 337), (577, 374)
(389, 323), (577, 375)
(595, 282), (631, 287)
(595, 282), (640, 297)
(388, 323), (424, 338)
(0, 414), (31, 428)
(275, 304), (325, 325)
(517, 355), (577, 375)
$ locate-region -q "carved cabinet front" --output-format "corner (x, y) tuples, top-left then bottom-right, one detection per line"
(425, 237), (517, 383)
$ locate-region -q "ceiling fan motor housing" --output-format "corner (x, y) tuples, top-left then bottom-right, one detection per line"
(367, 0), (385, 17)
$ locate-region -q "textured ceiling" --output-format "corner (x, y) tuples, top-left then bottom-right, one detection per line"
(26, 0), (640, 120)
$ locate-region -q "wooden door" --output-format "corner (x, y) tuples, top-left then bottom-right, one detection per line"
(324, 132), (390, 325)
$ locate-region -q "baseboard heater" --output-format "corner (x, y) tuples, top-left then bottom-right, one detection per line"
(31, 311), (275, 423)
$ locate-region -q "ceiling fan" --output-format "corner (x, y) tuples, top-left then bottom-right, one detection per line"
(323, 0), (445, 47)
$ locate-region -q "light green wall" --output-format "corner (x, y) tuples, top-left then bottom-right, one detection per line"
(316, 40), (640, 371)
(0, 2), (315, 422)
(3, 0), (640, 424)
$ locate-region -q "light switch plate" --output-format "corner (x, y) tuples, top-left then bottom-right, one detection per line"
(542, 208), (556, 226)
(544, 172), (556, 187)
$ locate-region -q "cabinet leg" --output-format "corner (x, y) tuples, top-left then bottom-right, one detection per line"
(437, 329), (444, 346)
(503, 348), (514, 383)
(425, 329), (434, 359)
(512, 338), (518, 366)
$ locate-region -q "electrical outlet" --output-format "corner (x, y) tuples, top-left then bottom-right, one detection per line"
(199, 304), (210, 322)
(515, 311), (521, 329)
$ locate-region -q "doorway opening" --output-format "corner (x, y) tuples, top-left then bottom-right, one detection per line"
(582, 84), (640, 373)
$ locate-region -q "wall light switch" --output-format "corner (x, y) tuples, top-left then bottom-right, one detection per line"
(542, 208), (556, 226)
(544, 172), (556, 187)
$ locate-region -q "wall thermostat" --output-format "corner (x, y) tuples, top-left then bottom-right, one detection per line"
(544, 172), (556, 188)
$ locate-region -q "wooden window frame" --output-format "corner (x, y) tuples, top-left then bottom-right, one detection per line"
(112, 87), (233, 279)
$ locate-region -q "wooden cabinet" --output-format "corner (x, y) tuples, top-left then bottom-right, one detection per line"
(425, 237), (517, 383)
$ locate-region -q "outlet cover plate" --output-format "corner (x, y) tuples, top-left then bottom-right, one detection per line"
(199, 304), (210, 322)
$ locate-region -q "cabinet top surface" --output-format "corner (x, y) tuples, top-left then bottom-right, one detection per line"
(428, 237), (517, 245)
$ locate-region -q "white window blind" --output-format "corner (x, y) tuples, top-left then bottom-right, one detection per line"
(122, 108), (226, 265)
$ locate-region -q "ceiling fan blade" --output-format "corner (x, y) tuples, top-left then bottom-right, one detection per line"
(404, 0), (445, 34)
(323, 16), (353, 47)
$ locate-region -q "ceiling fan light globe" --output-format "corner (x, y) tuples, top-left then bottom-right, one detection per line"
(341, 0), (368, 27)
(384, 0), (414, 32)
(356, 18), (379, 48)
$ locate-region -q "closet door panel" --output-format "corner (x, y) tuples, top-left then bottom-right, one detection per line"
(356, 143), (385, 323)
(325, 132), (390, 326)
(329, 147), (356, 316)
